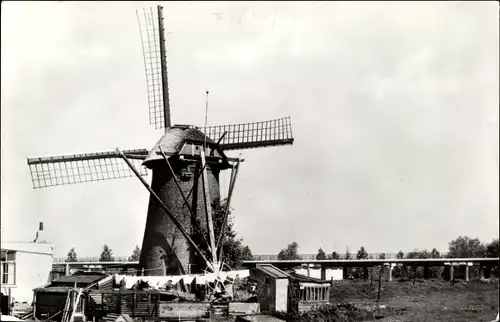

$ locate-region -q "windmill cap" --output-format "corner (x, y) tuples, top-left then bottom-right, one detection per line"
(143, 126), (218, 168)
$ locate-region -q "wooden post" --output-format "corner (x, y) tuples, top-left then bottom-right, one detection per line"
(413, 266), (417, 285)
(465, 265), (469, 282)
(377, 266), (383, 304)
(217, 158), (241, 262)
(82, 294), (87, 322)
(200, 148), (218, 268)
(33, 292), (37, 319)
(132, 293), (136, 318)
(8, 288), (12, 315)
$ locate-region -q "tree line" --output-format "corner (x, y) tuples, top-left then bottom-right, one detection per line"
(277, 236), (498, 280)
(277, 236), (499, 261)
(65, 244), (123, 262)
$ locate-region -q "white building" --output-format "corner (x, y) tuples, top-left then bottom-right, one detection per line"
(295, 266), (344, 280)
(1, 226), (54, 305)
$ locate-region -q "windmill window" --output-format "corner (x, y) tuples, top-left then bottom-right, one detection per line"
(180, 165), (195, 181)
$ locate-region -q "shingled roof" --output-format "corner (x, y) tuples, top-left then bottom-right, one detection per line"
(143, 125), (219, 167)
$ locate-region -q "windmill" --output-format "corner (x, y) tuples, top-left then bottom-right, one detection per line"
(26, 5), (294, 276)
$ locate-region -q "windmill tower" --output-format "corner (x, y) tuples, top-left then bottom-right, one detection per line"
(27, 6), (294, 276)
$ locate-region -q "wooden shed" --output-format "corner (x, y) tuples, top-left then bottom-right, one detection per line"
(288, 272), (332, 313)
(33, 273), (111, 321)
(249, 264), (289, 313)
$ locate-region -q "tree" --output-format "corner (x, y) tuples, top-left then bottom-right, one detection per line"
(99, 245), (114, 262)
(430, 248), (440, 258)
(354, 246), (369, 279)
(330, 251), (340, 260)
(211, 199), (254, 270)
(240, 246), (254, 261)
(486, 238), (499, 258)
(379, 253), (386, 259)
(405, 249), (443, 279)
(392, 250), (405, 279)
(356, 246), (369, 259)
(129, 245), (141, 261)
(406, 249), (430, 259)
(278, 242), (300, 260)
(344, 247), (352, 260)
(66, 248), (77, 262)
(448, 236), (486, 258)
(316, 248), (327, 260)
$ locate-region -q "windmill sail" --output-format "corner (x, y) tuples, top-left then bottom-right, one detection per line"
(137, 6), (171, 130)
(204, 116), (294, 150)
(27, 149), (149, 189)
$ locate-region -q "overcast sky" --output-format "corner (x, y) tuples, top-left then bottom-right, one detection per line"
(1, 1), (498, 259)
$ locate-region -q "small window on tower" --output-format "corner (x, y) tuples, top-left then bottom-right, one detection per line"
(180, 166), (195, 182)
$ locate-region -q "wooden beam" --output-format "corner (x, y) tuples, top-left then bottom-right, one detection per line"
(157, 5), (171, 130)
(217, 157), (241, 262)
(200, 149), (218, 268)
(27, 149), (149, 165)
(220, 138), (294, 151)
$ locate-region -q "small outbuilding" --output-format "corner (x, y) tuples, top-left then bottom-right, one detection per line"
(249, 264), (289, 313)
(33, 272), (111, 321)
(288, 272), (332, 313)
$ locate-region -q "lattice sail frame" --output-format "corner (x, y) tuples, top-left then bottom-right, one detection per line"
(136, 7), (170, 130)
(27, 149), (148, 189)
(203, 116), (294, 150)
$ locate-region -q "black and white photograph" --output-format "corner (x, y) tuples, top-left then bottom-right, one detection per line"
(1, 1), (499, 321)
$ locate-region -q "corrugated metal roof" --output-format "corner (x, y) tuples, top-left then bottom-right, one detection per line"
(51, 274), (106, 286)
(289, 272), (331, 284)
(33, 286), (75, 293)
(255, 264), (289, 279)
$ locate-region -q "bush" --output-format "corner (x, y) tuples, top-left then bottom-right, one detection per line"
(273, 303), (375, 322)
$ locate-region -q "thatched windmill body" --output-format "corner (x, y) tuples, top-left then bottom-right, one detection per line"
(27, 6), (294, 276)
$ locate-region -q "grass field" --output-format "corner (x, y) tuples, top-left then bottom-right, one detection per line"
(328, 278), (499, 322)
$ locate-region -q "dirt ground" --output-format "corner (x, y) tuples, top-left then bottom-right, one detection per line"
(329, 278), (499, 322)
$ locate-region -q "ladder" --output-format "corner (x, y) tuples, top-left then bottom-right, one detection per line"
(62, 288), (83, 322)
